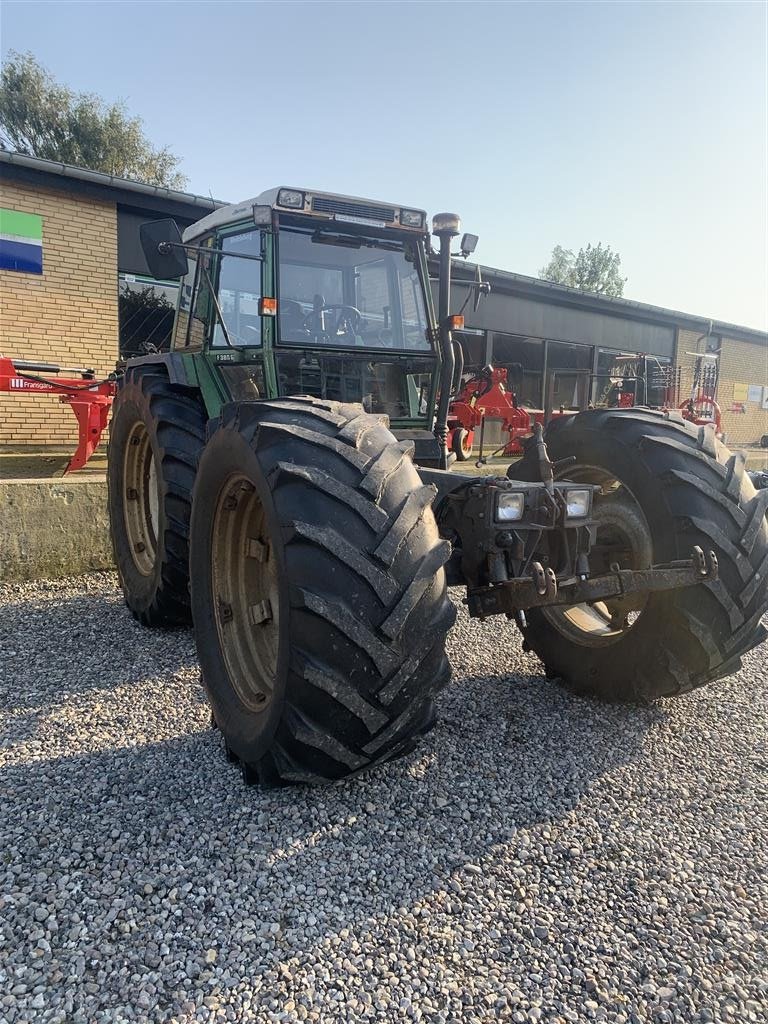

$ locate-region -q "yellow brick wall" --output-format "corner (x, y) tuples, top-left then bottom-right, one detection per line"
(0, 180), (118, 450)
(675, 329), (768, 445)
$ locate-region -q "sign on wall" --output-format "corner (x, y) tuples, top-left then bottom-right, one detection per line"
(0, 208), (43, 274)
(747, 383), (763, 403)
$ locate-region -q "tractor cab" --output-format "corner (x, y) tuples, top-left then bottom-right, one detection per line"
(141, 188), (473, 466)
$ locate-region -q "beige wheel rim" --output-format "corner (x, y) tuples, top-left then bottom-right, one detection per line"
(123, 421), (161, 576)
(211, 475), (280, 713)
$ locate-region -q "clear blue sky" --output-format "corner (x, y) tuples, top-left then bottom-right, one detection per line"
(3, 1), (767, 329)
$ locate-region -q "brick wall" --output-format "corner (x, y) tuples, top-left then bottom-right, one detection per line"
(675, 329), (767, 445)
(0, 180), (118, 448)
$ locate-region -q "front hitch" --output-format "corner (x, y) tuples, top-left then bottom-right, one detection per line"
(466, 546), (718, 619)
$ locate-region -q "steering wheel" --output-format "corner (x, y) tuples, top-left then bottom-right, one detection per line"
(303, 304), (362, 340)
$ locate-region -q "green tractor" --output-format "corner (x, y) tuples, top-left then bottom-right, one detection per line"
(108, 187), (768, 785)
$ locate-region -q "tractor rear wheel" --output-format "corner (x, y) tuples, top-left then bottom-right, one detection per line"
(190, 397), (455, 784)
(516, 408), (768, 701)
(108, 364), (206, 626)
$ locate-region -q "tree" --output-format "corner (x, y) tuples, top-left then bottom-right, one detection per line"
(539, 243), (627, 297)
(0, 51), (187, 188)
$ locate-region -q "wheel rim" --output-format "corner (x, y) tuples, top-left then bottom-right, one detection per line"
(461, 430), (472, 456)
(211, 474), (280, 713)
(123, 421), (160, 576)
(543, 465), (653, 646)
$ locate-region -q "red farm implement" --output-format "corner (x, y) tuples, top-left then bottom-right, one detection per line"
(597, 352), (723, 438)
(447, 365), (555, 461)
(0, 356), (116, 473)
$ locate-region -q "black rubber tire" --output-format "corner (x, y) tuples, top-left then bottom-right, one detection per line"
(108, 364), (207, 626)
(190, 397), (455, 784)
(519, 408), (768, 701)
(452, 428), (473, 461)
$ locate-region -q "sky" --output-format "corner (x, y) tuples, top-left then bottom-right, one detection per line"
(2, 0), (767, 330)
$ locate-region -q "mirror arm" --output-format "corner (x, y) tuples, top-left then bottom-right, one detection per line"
(159, 240), (264, 263)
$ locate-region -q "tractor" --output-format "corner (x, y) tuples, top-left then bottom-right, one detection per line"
(108, 187), (768, 785)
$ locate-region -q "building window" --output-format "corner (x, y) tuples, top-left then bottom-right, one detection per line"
(545, 341), (593, 410)
(456, 330), (487, 372)
(491, 334), (544, 407)
(118, 274), (178, 359)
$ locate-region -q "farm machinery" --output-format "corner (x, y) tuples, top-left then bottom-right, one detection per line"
(0, 355), (115, 472)
(446, 364), (552, 461)
(597, 351), (724, 437)
(107, 186), (768, 785)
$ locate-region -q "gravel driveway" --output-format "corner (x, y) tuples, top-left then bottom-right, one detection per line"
(1, 573), (766, 1024)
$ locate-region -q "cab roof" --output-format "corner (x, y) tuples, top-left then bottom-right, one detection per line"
(182, 187), (428, 241)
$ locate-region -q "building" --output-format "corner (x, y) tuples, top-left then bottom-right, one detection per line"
(1, 151), (766, 451)
(448, 264), (768, 445)
(0, 151), (223, 446)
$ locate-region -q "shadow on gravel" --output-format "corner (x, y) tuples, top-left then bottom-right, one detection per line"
(1, 578), (671, 1014)
(1, 667), (665, 969)
(0, 591), (197, 710)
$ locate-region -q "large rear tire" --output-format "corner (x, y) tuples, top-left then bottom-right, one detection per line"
(518, 408), (768, 701)
(190, 397), (455, 784)
(108, 364), (206, 626)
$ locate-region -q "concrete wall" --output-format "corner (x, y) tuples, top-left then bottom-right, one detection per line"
(0, 478), (112, 581)
(0, 179), (118, 447)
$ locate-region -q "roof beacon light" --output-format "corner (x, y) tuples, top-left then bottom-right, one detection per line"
(259, 297), (277, 316)
(432, 212), (461, 237)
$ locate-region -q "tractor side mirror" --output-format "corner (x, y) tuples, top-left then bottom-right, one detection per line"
(140, 219), (189, 281)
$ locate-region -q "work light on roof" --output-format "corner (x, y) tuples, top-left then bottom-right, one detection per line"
(400, 209), (425, 229)
(277, 189), (304, 209)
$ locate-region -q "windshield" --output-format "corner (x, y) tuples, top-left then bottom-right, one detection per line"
(277, 227), (430, 351)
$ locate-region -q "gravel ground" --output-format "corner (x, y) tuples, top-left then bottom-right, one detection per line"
(1, 573), (766, 1024)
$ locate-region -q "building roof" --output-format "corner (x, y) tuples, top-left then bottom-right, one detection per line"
(0, 150), (226, 222)
(450, 261), (768, 347)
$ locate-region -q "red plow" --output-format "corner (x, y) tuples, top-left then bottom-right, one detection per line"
(447, 365), (553, 461)
(0, 356), (116, 473)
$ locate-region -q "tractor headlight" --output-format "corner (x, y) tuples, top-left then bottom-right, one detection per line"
(496, 491), (525, 522)
(400, 208), (425, 229)
(565, 488), (591, 518)
(277, 188), (304, 209)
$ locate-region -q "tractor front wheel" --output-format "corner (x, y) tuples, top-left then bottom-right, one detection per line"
(517, 408), (768, 701)
(190, 397), (455, 784)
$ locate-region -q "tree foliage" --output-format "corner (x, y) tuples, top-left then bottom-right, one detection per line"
(539, 243), (627, 297)
(0, 51), (187, 188)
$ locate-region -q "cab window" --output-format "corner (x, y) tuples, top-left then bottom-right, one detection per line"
(212, 230), (263, 347)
